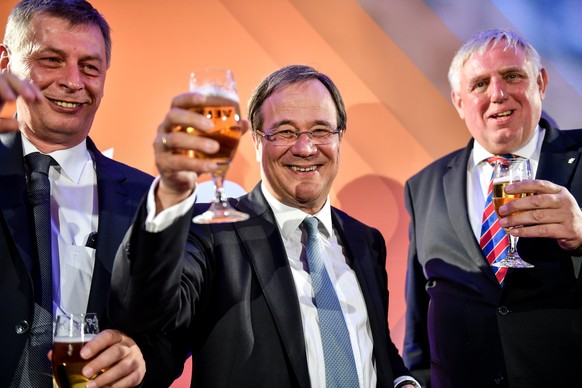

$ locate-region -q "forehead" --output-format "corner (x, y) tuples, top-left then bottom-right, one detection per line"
(27, 14), (106, 58)
(462, 43), (529, 78)
(261, 80), (337, 126)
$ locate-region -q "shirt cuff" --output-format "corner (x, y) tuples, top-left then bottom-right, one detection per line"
(145, 176), (197, 232)
(394, 375), (422, 388)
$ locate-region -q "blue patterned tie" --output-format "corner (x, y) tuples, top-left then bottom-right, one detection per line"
(302, 217), (359, 387)
(24, 152), (56, 384)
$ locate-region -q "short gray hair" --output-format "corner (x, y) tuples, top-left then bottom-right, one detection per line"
(448, 29), (542, 93)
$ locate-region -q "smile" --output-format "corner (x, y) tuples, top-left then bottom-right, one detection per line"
(490, 110), (514, 119)
(50, 99), (82, 108)
(290, 165), (318, 172)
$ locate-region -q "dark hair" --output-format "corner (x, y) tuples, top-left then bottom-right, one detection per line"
(4, 0), (111, 67)
(248, 65), (347, 135)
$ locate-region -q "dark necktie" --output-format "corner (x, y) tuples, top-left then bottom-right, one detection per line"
(302, 217), (359, 387)
(479, 155), (512, 284)
(24, 152), (56, 384)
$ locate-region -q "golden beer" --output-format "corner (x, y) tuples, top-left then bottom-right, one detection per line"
(492, 181), (533, 230)
(52, 335), (96, 388)
(178, 102), (242, 176)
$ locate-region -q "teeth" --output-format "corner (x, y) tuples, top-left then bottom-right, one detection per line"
(53, 100), (80, 108)
(493, 110), (512, 118)
(291, 166), (317, 172)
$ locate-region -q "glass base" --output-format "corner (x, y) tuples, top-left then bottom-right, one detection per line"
(192, 201), (249, 224)
(491, 255), (534, 268)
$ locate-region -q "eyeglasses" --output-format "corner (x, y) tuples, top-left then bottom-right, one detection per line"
(255, 128), (342, 146)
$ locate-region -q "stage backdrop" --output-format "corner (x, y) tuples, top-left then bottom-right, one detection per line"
(2, 1), (580, 386)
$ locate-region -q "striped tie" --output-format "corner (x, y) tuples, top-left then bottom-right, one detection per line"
(479, 155), (512, 284)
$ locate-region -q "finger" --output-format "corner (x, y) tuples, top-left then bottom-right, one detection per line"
(0, 74), (43, 102)
(80, 329), (121, 366)
(505, 179), (560, 195)
(154, 130), (219, 157)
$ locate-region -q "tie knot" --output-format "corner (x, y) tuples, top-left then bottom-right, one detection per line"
(486, 154), (515, 167)
(302, 217), (319, 237)
(26, 152), (56, 175)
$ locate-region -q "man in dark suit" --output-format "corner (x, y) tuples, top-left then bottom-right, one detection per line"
(403, 29), (582, 387)
(108, 65), (420, 388)
(0, 0), (183, 386)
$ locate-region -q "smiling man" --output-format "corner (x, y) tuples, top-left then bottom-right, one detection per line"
(108, 65), (420, 388)
(0, 1), (183, 386)
(403, 29), (582, 387)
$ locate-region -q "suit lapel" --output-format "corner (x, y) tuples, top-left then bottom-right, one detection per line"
(86, 139), (132, 315)
(232, 185), (311, 387)
(0, 132), (35, 275)
(442, 146), (500, 284)
(331, 209), (393, 387)
(536, 123), (581, 185)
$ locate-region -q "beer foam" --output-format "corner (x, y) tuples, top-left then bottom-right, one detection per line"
(190, 84), (239, 103)
(54, 334), (97, 343)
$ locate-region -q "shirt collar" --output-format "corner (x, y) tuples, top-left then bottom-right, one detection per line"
(470, 125), (543, 171)
(260, 181), (333, 239)
(21, 135), (92, 183)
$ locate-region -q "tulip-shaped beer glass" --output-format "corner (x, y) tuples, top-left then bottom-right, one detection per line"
(187, 68), (249, 223)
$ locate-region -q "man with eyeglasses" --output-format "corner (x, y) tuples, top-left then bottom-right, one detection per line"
(108, 65), (420, 388)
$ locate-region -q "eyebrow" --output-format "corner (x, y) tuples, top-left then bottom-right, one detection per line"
(36, 46), (105, 64)
(268, 119), (336, 131)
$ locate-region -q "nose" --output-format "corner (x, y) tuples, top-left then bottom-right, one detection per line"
(490, 80), (507, 103)
(59, 64), (83, 91)
(290, 132), (318, 156)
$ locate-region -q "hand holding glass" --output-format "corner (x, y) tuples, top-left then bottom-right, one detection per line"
(491, 157), (534, 268)
(52, 313), (100, 388)
(182, 68), (249, 223)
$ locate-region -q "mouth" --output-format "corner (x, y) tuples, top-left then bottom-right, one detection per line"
(48, 98), (83, 109)
(490, 109), (514, 119)
(289, 165), (318, 172)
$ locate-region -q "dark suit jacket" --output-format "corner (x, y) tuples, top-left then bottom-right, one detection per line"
(403, 119), (582, 388)
(109, 183), (411, 387)
(0, 132), (180, 386)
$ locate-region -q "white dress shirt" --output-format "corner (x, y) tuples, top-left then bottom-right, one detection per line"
(260, 183), (377, 388)
(22, 136), (98, 316)
(466, 126), (543, 240)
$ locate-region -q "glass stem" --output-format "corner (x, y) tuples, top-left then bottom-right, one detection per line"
(508, 233), (518, 255)
(213, 174), (227, 204)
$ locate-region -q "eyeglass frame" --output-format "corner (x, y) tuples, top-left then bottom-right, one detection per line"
(254, 128), (343, 145)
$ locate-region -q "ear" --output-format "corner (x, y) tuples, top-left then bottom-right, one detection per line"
(537, 68), (549, 99)
(0, 45), (10, 73)
(451, 89), (465, 120)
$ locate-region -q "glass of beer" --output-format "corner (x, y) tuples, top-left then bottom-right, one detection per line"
(491, 157), (534, 268)
(52, 313), (100, 388)
(182, 68), (249, 223)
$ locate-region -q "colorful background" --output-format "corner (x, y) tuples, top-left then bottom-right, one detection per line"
(2, 1), (581, 385)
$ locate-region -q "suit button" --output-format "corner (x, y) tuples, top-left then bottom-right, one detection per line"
(426, 280), (437, 288)
(15, 320), (30, 334)
(497, 306), (510, 316)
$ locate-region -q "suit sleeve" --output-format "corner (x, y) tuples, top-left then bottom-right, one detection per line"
(107, 199), (207, 335)
(403, 181), (432, 386)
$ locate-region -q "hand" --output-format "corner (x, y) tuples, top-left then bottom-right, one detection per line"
(498, 179), (582, 251)
(79, 329), (145, 388)
(0, 72), (43, 132)
(152, 92), (249, 212)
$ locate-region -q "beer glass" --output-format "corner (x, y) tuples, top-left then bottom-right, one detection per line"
(52, 313), (100, 388)
(491, 157), (534, 268)
(186, 68), (249, 223)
